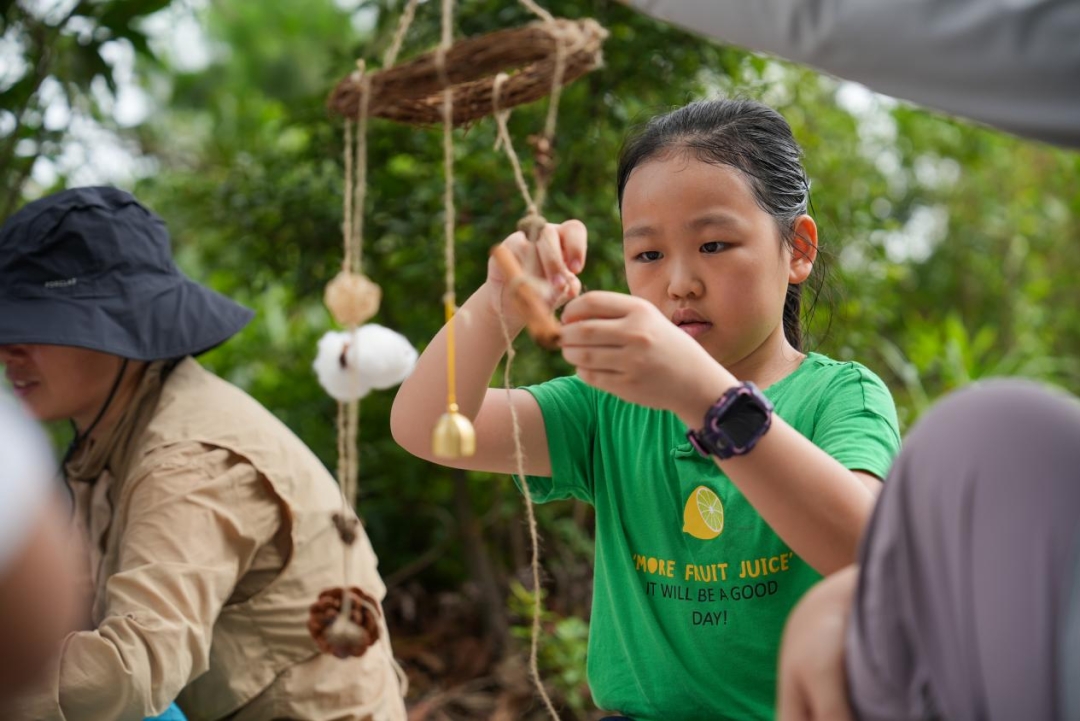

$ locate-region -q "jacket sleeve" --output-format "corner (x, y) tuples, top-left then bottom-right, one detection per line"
(618, 0), (1080, 148)
(11, 444), (282, 721)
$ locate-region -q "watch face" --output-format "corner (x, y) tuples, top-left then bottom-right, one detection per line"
(689, 382), (774, 460)
(722, 394), (769, 447)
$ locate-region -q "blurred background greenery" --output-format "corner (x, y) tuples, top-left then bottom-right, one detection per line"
(3, 0), (1078, 717)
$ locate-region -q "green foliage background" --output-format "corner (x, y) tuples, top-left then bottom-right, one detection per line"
(3, 0), (1078, 714)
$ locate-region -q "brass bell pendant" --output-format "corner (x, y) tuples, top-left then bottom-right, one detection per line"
(432, 404), (476, 458)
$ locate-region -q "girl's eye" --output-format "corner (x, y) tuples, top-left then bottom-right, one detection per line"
(635, 250), (663, 262)
(701, 241), (728, 254)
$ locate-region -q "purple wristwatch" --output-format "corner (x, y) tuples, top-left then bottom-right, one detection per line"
(686, 381), (774, 460)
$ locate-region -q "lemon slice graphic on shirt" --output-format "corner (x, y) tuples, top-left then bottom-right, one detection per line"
(683, 485), (724, 540)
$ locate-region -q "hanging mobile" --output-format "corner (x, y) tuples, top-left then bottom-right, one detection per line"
(307, 2), (423, 659)
(323, 1), (607, 714)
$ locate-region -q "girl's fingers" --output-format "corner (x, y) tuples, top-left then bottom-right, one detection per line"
(535, 222), (572, 291)
(558, 219), (588, 275)
(574, 366), (625, 391)
(559, 316), (627, 347)
(561, 345), (626, 373)
(561, 291), (639, 324)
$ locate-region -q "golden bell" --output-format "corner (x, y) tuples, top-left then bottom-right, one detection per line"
(432, 408), (477, 458)
(324, 271), (381, 327)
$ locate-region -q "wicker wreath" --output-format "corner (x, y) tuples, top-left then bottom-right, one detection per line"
(327, 18), (607, 126)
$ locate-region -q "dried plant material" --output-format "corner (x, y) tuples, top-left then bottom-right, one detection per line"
(332, 512), (360, 545)
(324, 271), (382, 327)
(308, 586), (381, 659)
(313, 324), (418, 401)
(490, 243), (561, 350)
(327, 19), (608, 127)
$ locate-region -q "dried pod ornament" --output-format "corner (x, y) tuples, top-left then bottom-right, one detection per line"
(307, 586), (381, 659)
(332, 512), (360, 545)
(324, 270), (382, 327)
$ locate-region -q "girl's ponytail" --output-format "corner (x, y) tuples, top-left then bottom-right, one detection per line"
(783, 283), (803, 352)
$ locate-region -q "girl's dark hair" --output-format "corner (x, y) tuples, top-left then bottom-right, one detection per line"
(617, 98), (820, 351)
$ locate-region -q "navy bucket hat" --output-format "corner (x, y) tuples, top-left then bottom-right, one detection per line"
(0, 186), (253, 360)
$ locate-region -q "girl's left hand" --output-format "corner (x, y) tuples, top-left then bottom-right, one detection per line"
(559, 291), (735, 423)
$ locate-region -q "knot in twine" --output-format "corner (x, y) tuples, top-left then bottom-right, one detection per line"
(517, 212), (547, 243)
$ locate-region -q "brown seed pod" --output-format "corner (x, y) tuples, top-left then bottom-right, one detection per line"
(332, 512), (360, 545)
(490, 243), (561, 350)
(325, 271), (381, 327)
(308, 586), (382, 659)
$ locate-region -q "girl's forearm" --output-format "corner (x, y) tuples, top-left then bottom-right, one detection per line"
(718, 419), (876, 575)
(390, 283), (524, 461)
(674, 379), (875, 576)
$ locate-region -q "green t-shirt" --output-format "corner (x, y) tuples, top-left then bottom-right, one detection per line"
(522, 353), (901, 721)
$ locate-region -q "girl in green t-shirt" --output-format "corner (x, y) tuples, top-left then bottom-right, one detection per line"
(392, 98), (900, 720)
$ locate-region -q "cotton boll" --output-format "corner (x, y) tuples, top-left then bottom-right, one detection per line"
(314, 330), (372, 402)
(349, 323), (418, 389)
(313, 325), (418, 401)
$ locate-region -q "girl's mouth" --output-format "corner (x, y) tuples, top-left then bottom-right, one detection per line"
(677, 321), (712, 339)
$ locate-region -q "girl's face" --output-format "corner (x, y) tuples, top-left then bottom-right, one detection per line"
(0, 344), (127, 429)
(621, 154), (815, 371)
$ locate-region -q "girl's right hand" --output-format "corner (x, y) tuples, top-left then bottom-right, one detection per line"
(486, 219), (587, 323)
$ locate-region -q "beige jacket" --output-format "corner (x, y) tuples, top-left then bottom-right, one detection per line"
(9, 358), (406, 720)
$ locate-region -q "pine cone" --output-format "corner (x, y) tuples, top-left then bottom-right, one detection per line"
(308, 586), (381, 658)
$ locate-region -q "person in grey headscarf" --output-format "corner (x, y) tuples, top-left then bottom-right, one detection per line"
(778, 381), (1080, 721)
(616, 0), (1079, 148)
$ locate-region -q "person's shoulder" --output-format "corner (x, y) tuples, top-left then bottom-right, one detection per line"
(801, 352), (897, 416)
(527, 373), (592, 393)
(526, 374), (648, 413)
(145, 357), (308, 453)
(160, 358), (278, 421)
(800, 352), (889, 387)
(524, 373), (596, 406)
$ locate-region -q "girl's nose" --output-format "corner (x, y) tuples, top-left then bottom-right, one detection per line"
(667, 262), (704, 300)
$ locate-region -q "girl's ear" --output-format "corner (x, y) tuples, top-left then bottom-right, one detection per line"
(789, 215), (818, 285)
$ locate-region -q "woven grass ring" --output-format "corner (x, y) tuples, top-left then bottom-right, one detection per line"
(327, 18), (607, 126)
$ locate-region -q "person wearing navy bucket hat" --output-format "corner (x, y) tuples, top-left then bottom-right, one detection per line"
(0, 187), (407, 721)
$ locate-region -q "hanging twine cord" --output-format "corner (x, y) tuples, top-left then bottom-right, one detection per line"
(519, 0), (567, 210)
(334, 0), (424, 550)
(493, 73), (539, 218)
(490, 2), (573, 717)
(383, 0), (420, 70)
(341, 119), (355, 273)
(497, 305), (560, 720)
(325, 0), (428, 649)
(437, 0), (461, 413)
(334, 61), (370, 626)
